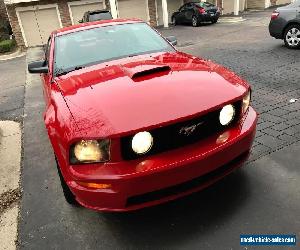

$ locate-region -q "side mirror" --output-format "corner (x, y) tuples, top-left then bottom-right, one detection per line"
(28, 60), (48, 74)
(166, 36), (177, 46)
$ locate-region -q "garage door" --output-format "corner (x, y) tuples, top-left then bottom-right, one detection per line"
(18, 6), (61, 47)
(118, 0), (148, 22)
(157, 0), (183, 25)
(222, 0), (234, 14)
(69, 1), (105, 24)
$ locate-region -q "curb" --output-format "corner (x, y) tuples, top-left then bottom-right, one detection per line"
(0, 49), (26, 61)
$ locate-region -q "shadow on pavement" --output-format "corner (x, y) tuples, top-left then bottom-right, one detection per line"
(99, 168), (251, 247)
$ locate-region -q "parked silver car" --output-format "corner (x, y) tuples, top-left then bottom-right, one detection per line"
(269, 0), (300, 49)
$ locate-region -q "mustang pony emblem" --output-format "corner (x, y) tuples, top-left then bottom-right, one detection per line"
(179, 122), (204, 136)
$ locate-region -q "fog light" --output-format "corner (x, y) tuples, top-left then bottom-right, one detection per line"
(219, 104), (235, 126)
(132, 131), (153, 155)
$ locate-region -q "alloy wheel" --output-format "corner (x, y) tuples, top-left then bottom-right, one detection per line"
(192, 16), (198, 27)
(285, 27), (300, 47)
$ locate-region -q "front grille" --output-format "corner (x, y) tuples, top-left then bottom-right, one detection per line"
(121, 101), (242, 160)
(126, 151), (249, 207)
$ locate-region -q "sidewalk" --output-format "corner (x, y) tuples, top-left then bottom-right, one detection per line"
(0, 121), (22, 250)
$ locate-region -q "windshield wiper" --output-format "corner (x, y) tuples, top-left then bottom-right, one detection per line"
(55, 66), (85, 77)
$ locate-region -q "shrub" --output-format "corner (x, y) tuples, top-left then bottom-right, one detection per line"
(0, 39), (16, 53)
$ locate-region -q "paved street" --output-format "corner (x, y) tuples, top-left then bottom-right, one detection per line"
(0, 55), (26, 121)
(0, 9), (299, 250)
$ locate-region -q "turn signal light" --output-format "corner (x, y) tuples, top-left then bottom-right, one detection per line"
(77, 181), (111, 189)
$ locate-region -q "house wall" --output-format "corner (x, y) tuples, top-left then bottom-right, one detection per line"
(247, 0), (269, 8)
(222, 0), (246, 15)
(240, 0), (245, 11)
(148, 0), (156, 26)
(276, 0), (291, 5)
(6, 0), (73, 48)
(6, 0), (159, 48)
(223, 0), (234, 14)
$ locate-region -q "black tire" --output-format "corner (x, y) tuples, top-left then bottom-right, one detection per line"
(211, 18), (218, 24)
(192, 15), (199, 27)
(283, 24), (300, 49)
(55, 157), (79, 206)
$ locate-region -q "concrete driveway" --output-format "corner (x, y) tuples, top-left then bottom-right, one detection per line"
(7, 9), (300, 250)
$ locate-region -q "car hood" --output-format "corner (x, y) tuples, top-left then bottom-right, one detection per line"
(55, 51), (249, 138)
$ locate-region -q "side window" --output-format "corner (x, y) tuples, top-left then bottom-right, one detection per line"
(179, 4), (186, 12)
(45, 37), (51, 64)
(185, 3), (193, 9)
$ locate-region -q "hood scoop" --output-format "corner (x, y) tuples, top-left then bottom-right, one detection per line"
(123, 64), (171, 82)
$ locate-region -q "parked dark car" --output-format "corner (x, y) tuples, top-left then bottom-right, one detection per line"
(171, 1), (220, 27)
(269, 0), (300, 49)
(79, 10), (112, 23)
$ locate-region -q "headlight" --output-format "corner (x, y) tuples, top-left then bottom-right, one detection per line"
(242, 90), (251, 113)
(219, 104), (235, 126)
(132, 131), (153, 155)
(70, 139), (110, 164)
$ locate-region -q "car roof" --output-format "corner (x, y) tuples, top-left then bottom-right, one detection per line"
(53, 18), (143, 36)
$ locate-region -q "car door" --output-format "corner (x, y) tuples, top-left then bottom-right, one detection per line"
(175, 4), (187, 24)
(182, 3), (195, 23)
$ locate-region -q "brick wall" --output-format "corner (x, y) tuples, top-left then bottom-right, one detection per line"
(6, 4), (24, 47)
(6, 0), (74, 48)
(148, 0), (156, 26)
(276, 0), (292, 5)
(57, 0), (72, 27)
(217, 0), (222, 8)
(104, 0), (110, 9)
(0, 0), (9, 22)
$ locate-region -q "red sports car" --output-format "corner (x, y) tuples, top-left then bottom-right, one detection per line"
(28, 19), (257, 212)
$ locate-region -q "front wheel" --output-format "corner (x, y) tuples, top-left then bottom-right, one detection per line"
(55, 157), (79, 206)
(192, 16), (199, 27)
(284, 24), (300, 49)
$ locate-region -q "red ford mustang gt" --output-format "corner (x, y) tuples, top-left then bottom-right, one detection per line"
(28, 19), (257, 212)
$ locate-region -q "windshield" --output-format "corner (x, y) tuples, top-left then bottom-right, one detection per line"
(54, 23), (174, 76)
(89, 12), (112, 21)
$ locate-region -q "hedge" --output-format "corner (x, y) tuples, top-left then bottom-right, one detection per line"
(0, 39), (16, 53)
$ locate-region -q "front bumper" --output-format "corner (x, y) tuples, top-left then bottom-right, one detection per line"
(68, 107), (257, 212)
